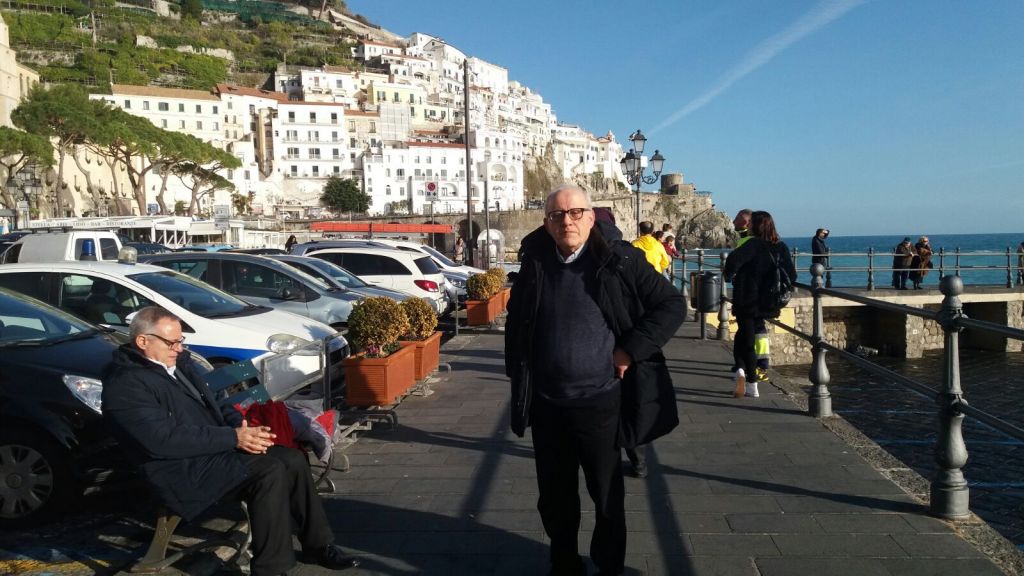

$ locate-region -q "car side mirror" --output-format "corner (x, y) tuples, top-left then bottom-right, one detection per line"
(279, 287), (301, 301)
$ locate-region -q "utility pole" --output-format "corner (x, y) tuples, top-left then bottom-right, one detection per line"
(462, 58), (474, 267)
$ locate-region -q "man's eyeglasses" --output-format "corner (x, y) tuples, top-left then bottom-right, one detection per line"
(545, 208), (590, 223)
(146, 333), (186, 348)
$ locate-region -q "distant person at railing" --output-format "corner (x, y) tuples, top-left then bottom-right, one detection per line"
(811, 228), (830, 268)
(632, 221), (671, 274)
(910, 236), (934, 290)
(1017, 242), (1024, 285)
(662, 234), (680, 259)
(723, 211), (796, 399)
(892, 237), (916, 290)
(733, 209), (752, 247)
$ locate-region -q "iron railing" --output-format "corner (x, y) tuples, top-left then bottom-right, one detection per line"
(675, 248), (1024, 290)
(690, 262), (1024, 519)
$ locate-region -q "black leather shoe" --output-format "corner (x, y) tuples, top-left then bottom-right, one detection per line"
(306, 544), (360, 570)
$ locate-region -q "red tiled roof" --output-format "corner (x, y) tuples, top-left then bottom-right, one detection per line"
(215, 84), (289, 103)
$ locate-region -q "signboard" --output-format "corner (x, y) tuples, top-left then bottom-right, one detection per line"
(147, 203), (159, 215)
(16, 201), (28, 210)
(0, 209), (13, 217)
(213, 205), (231, 231)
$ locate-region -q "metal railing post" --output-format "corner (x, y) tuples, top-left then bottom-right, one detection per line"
(717, 251), (729, 341)
(938, 247), (945, 280)
(695, 250), (705, 323)
(792, 248), (799, 272)
(867, 247), (875, 290)
(825, 247), (833, 288)
(954, 247), (961, 277)
(808, 264), (832, 418)
(1006, 247), (1013, 288)
(680, 254), (689, 304)
(930, 275), (970, 519)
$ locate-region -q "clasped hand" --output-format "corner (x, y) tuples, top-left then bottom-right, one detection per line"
(236, 420), (276, 454)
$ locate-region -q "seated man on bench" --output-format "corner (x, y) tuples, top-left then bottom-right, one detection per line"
(102, 306), (359, 576)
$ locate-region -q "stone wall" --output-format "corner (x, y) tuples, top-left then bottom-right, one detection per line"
(767, 291), (1024, 366)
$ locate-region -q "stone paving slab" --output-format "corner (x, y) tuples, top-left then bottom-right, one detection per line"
(0, 321), (1014, 575)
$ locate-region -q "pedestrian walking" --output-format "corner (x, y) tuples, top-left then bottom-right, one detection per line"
(910, 236), (933, 289)
(284, 234), (298, 252)
(632, 221), (671, 274)
(733, 209), (752, 247)
(454, 235), (465, 264)
(506, 185), (684, 576)
(723, 211), (796, 398)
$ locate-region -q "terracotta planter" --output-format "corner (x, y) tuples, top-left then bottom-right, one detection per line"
(500, 287), (511, 310)
(342, 343), (416, 407)
(399, 331), (442, 380)
(466, 292), (502, 326)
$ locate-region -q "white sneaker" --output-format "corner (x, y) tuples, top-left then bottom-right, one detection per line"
(733, 369), (746, 398)
(745, 381), (760, 398)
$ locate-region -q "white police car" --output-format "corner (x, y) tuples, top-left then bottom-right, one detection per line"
(0, 251), (348, 399)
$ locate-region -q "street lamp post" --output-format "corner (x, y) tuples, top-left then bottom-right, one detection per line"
(5, 170), (43, 229)
(619, 129), (665, 233)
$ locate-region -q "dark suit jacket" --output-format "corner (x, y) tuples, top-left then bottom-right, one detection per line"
(102, 344), (246, 521)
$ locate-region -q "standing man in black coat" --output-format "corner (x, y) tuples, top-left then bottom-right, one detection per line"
(505, 185), (685, 576)
(102, 306), (358, 576)
(811, 228), (830, 268)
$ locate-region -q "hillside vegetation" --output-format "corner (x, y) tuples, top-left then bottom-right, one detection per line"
(2, 0), (363, 92)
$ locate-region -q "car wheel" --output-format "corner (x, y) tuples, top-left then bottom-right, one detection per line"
(0, 429), (80, 528)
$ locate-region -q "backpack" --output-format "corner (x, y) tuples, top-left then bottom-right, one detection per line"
(759, 246), (792, 316)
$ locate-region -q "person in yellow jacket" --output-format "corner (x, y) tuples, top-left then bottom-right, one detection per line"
(632, 221), (671, 273)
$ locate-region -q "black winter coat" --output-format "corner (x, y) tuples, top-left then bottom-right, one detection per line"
(102, 345), (246, 521)
(724, 238), (797, 318)
(505, 222), (686, 445)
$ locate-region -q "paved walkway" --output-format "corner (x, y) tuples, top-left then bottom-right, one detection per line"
(304, 322), (1006, 575)
(0, 322), (1012, 575)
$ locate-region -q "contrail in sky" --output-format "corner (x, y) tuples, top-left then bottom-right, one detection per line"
(650, 0), (867, 135)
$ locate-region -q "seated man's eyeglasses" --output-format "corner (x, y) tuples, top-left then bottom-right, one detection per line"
(146, 333), (186, 348)
(546, 208), (590, 223)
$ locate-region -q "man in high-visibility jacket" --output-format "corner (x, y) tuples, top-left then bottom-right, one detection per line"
(632, 221), (671, 273)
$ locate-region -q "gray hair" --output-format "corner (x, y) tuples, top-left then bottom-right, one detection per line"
(545, 185), (592, 211)
(129, 306), (182, 340)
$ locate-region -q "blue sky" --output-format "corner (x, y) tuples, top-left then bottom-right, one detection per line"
(346, 0), (1024, 236)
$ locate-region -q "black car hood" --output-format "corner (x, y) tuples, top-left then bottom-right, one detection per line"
(2, 331), (119, 379)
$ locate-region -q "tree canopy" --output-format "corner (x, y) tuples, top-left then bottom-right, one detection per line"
(320, 177), (369, 213)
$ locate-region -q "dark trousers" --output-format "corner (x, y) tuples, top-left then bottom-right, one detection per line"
(236, 445), (334, 576)
(531, 390), (625, 575)
(734, 313), (757, 377)
(892, 270), (909, 289)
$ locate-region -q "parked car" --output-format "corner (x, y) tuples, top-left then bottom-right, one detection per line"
(291, 239), (470, 310)
(225, 248), (287, 255)
(179, 243), (235, 252)
(0, 287), (123, 527)
(0, 259), (348, 399)
(295, 245), (449, 315)
(124, 241), (172, 255)
(140, 252), (362, 328)
(269, 254), (413, 303)
(1, 230), (122, 264)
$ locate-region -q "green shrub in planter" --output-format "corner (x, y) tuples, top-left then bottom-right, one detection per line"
(486, 267), (508, 286)
(467, 272), (501, 300)
(346, 296), (410, 358)
(400, 297), (438, 341)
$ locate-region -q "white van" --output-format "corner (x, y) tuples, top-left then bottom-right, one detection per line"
(0, 260), (348, 399)
(2, 231), (122, 264)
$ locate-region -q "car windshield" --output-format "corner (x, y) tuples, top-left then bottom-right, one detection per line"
(0, 289), (96, 346)
(128, 271), (259, 318)
(297, 259), (370, 289)
(421, 245), (459, 267)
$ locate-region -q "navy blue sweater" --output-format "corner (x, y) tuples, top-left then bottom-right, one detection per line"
(532, 248), (618, 404)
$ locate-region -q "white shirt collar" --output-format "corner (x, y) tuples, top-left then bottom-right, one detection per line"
(147, 357), (176, 378)
(555, 241), (588, 264)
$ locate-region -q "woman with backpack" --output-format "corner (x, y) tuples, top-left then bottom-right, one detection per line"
(723, 211), (797, 398)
